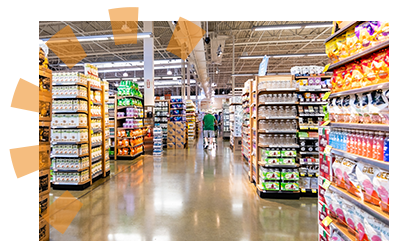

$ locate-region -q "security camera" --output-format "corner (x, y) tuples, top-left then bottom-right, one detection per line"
(204, 36), (210, 44)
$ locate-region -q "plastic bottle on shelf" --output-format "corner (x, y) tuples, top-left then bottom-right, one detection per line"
(356, 131), (363, 156)
(372, 132), (378, 159)
(361, 130), (368, 157)
(366, 131), (374, 158)
(343, 129), (348, 152)
(375, 132), (385, 161)
(347, 130), (354, 153)
(384, 132), (389, 162)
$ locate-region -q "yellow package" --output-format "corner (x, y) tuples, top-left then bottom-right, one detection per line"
(351, 64), (364, 89)
(374, 21), (389, 43)
(325, 39), (339, 64)
(337, 35), (348, 61)
(346, 25), (361, 56)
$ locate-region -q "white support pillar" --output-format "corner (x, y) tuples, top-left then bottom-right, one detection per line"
(144, 21), (154, 106)
(181, 59), (185, 100)
(187, 63), (190, 100)
(232, 35), (235, 97)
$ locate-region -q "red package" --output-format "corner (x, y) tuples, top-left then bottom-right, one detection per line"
(341, 158), (362, 198)
(356, 163), (380, 206)
(373, 169), (389, 213)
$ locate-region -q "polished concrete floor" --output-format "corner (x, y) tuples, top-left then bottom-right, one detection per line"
(49, 134), (318, 241)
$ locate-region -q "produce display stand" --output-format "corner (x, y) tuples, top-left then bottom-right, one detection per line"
(50, 64), (109, 191)
(252, 75), (300, 199)
(39, 59), (52, 241)
(317, 22), (389, 241)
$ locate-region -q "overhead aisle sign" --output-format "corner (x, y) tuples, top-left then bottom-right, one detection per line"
(258, 55), (269, 76)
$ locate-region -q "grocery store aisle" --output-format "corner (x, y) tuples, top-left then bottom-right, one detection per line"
(50, 136), (318, 241)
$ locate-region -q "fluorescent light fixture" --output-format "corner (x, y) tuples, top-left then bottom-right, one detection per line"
(40, 33), (152, 42)
(253, 25), (301, 31)
(239, 53), (327, 59)
(272, 54), (305, 58)
(172, 77), (178, 80)
(252, 22), (333, 32)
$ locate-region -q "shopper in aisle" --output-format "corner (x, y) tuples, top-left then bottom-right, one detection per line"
(203, 110), (217, 149)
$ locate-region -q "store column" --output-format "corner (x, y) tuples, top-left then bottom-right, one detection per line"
(181, 59), (186, 100)
(144, 21), (154, 106)
(187, 62), (190, 100)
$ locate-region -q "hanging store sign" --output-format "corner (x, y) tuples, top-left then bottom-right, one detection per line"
(258, 55), (269, 76)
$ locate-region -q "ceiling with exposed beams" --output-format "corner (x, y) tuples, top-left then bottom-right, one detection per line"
(39, 21), (331, 95)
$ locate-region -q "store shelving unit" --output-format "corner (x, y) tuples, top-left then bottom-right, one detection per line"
(50, 64), (110, 190)
(154, 99), (169, 148)
(222, 101), (230, 139)
(295, 75), (331, 197)
(168, 99), (187, 149)
(107, 92), (116, 158)
(186, 99), (196, 146)
(229, 96), (242, 151)
(318, 23), (389, 241)
(241, 81), (251, 162)
(114, 81), (144, 159)
(253, 75), (300, 199)
(39, 51), (52, 241)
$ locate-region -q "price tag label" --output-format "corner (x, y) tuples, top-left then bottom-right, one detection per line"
(301, 188), (306, 193)
(300, 173), (306, 177)
(321, 120), (330, 126)
(322, 92), (331, 101)
(312, 189), (317, 193)
(322, 64), (331, 73)
(321, 216), (333, 227)
(324, 145), (332, 155)
(322, 179), (331, 190)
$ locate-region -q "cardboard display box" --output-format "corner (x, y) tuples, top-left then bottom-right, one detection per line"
(39, 218), (50, 241)
(39, 168), (51, 195)
(39, 145), (51, 170)
(39, 192), (49, 221)
(167, 142), (175, 149)
(176, 142), (185, 149)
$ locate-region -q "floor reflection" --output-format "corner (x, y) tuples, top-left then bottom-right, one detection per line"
(49, 136), (318, 241)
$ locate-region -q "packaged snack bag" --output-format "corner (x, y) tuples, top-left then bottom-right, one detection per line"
(335, 67), (346, 92)
(342, 95), (351, 123)
(363, 214), (386, 241)
(331, 70), (338, 92)
(361, 57), (377, 87)
(372, 49), (389, 84)
(328, 98), (336, 122)
(374, 21), (389, 43)
(331, 194), (346, 225)
(368, 89), (388, 124)
(381, 89), (389, 125)
(342, 64), (353, 91)
(355, 22), (376, 51)
(341, 158), (362, 198)
(342, 199), (356, 234)
(323, 189), (335, 218)
(360, 92), (371, 124)
(346, 25), (361, 56)
(349, 94), (361, 123)
(337, 35), (349, 61)
(351, 62), (364, 89)
(354, 207), (368, 241)
(356, 163), (380, 205)
(334, 97), (344, 122)
(368, 21), (381, 47)
(373, 169), (389, 213)
(332, 157), (345, 188)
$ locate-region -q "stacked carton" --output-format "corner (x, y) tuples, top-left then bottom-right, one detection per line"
(167, 121), (187, 149)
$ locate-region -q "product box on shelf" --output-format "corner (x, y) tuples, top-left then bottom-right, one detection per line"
(39, 217), (50, 241)
(39, 192), (49, 220)
(39, 168), (51, 195)
(175, 121), (185, 130)
(176, 135), (185, 143)
(175, 128), (185, 136)
(39, 145), (50, 170)
(176, 141), (185, 149)
(167, 135), (176, 143)
(167, 121), (176, 130)
(167, 142), (175, 149)
(319, 152), (334, 180)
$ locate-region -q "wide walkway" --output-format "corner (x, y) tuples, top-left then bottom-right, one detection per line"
(49, 135), (318, 241)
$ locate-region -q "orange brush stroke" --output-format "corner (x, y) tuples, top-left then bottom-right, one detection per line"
(108, 7), (139, 45)
(10, 145), (38, 178)
(11, 79), (38, 112)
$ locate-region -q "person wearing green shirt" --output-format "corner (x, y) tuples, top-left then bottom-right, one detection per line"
(203, 111), (217, 149)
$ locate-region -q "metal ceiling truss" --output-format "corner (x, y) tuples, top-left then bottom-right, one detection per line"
(40, 21), (331, 91)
